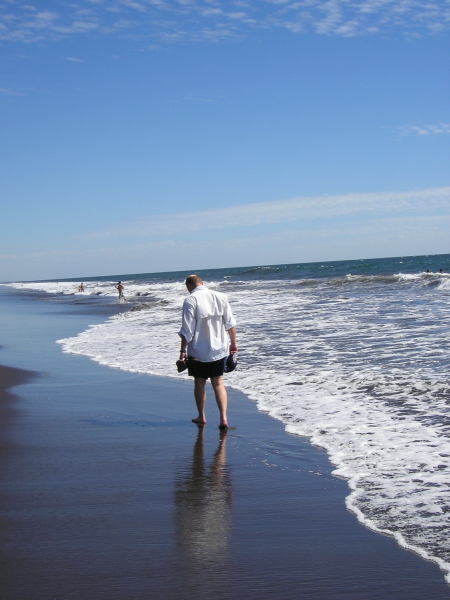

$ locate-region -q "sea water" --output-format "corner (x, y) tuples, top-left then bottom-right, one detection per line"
(3, 254), (450, 581)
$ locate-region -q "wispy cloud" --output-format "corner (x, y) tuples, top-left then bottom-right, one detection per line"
(80, 186), (450, 241)
(4, 190), (449, 281)
(0, 0), (448, 44)
(0, 86), (25, 96)
(35, 211), (450, 280)
(397, 123), (450, 136)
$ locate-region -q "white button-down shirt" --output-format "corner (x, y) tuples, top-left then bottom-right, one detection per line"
(179, 285), (236, 362)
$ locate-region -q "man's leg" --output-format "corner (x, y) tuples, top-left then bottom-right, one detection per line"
(211, 375), (228, 427)
(193, 377), (207, 424)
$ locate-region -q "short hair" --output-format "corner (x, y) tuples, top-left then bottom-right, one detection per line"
(185, 274), (203, 287)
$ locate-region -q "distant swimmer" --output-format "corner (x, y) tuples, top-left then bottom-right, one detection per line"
(78, 283), (85, 292)
(440, 269), (444, 274)
(115, 281), (128, 302)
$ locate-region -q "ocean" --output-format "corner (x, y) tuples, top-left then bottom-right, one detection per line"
(3, 253), (450, 582)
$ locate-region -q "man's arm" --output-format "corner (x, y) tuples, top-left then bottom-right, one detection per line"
(178, 299), (196, 359)
(227, 326), (238, 354)
(179, 335), (188, 360)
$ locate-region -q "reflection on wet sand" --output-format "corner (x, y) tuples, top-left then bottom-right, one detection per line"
(175, 429), (232, 594)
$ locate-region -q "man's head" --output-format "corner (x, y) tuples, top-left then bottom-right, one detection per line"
(185, 274), (203, 292)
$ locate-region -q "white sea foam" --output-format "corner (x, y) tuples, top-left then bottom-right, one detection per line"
(6, 271), (450, 581)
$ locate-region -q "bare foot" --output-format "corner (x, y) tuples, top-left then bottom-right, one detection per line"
(218, 422), (228, 430)
(192, 417), (206, 425)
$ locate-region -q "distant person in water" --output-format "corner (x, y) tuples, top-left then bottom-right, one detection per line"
(439, 269), (444, 274)
(178, 274), (237, 430)
(78, 283), (84, 292)
(115, 281), (127, 302)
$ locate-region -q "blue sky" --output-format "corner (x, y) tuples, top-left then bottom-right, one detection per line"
(1, 0), (449, 281)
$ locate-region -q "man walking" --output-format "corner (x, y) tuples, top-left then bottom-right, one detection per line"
(178, 274), (238, 430)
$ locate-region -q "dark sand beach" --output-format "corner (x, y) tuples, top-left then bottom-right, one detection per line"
(1, 289), (449, 600)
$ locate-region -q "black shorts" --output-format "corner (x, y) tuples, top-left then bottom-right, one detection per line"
(187, 357), (226, 380)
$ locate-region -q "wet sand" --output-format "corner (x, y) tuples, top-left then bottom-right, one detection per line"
(1, 290), (449, 599)
(0, 363), (39, 465)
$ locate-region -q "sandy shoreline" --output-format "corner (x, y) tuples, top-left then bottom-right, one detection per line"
(1, 289), (449, 599)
